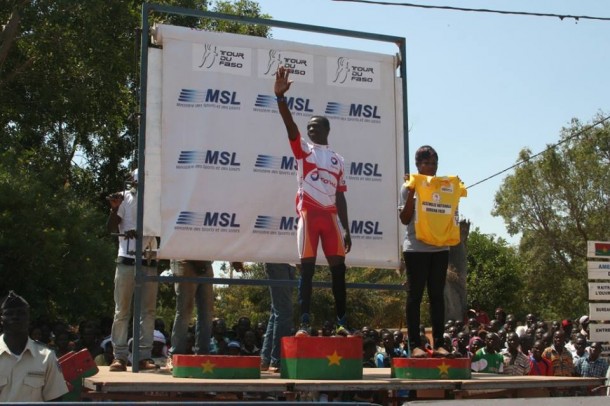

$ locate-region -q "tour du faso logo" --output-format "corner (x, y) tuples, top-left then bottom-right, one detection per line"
(198, 44), (218, 69)
(332, 57), (351, 84)
(263, 49), (283, 75)
(258, 49), (313, 82)
(328, 57), (380, 89)
(193, 43), (251, 75)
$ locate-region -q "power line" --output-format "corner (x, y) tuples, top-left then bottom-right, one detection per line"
(332, 0), (610, 22)
(466, 115), (610, 189)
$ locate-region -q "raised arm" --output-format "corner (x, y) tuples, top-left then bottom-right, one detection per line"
(274, 65), (298, 141)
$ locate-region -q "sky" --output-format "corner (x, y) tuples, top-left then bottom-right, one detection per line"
(252, 0), (610, 245)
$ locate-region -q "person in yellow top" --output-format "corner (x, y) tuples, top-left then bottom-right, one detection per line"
(399, 145), (466, 358)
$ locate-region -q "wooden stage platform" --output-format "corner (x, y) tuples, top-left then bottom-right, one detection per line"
(82, 366), (606, 403)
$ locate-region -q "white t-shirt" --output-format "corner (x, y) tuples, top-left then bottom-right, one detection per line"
(117, 190), (157, 258)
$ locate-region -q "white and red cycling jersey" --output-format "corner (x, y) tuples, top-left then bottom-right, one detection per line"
(290, 133), (347, 213)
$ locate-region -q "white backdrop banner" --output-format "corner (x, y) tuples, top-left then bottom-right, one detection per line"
(149, 24), (403, 268)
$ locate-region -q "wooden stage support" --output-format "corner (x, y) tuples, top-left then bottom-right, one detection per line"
(82, 367), (606, 403)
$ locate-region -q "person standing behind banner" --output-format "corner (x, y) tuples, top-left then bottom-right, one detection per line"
(107, 168), (158, 372)
(169, 260), (215, 357)
(399, 145), (467, 358)
(0, 291), (68, 402)
(260, 263), (295, 373)
(274, 65), (352, 337)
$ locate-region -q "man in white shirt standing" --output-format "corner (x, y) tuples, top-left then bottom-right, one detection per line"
(107, 169), (158, 371)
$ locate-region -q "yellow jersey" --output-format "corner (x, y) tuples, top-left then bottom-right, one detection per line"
(406, 174), (467, 247)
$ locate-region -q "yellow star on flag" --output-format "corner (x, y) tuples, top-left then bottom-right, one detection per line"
(201, 359), (216, 374)
(326, 350), (343, 366)
(437, 361), (450, 376)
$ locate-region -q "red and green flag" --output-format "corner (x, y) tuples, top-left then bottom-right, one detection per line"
(392, 357), (471, 380)
(281, 336), (363, 380)
(595, 242), (610, 257)
(172, 355), (260, 379)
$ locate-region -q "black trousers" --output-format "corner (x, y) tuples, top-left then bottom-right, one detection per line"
(403, 250), (449, 350)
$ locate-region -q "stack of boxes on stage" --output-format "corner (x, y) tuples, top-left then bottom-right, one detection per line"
(58, 349), (99, 400)
(172, 355), (261, 379)
(586, 240), (610, 358)
(281, 336), (363, 380)
(392, 358), (471, 379)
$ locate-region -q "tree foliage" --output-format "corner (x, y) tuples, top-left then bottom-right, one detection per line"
(465, 228), (524, 318)
(493, 113), (610, 319)
(0, 0), (270, 323)
(0, 149), (116, 321)
(212, 264), (405, 331)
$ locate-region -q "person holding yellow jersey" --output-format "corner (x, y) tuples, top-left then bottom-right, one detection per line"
(399, 145), (466, 358)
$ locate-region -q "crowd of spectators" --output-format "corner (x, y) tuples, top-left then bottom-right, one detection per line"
(8, 305), (609, 389)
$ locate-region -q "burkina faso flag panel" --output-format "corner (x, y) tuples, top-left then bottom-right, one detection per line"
(281, 336), (363, 380)
(595, 242), (610, 257)
(392, 357), (471, 380)
(172, 355), (260, 379)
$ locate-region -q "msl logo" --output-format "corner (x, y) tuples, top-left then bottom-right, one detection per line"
(254, 154), (297, 172)
(254, 94), (313, 112)
(253, 215), (299, 235)
(177, 150), (240, 169)
(350, 162), (381, 177)
(177, 88), (240, 106)
(175, 211), (240, 232)
(324, 102), (380, 120)
(350, 219), (383, 240)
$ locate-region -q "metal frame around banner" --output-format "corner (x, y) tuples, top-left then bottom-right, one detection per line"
(130, 2), (409, 371)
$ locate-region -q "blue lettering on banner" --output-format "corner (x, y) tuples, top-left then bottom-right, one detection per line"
(176, 88), (240, 106)
(350, 220), (383, 239)
(348, 104), (380, 119)
(253, 95), (313, 113)
(324, 102), (381, 123)
(253, 154), (297, 173)
(175, 211), (240, 230)
(285, 97), (313, 112)
(279, 216), (299, 230)
(176, 150), (240, 167)
(203, 212), (240, 228)
(281, 156), (297, 170)
(349, 162), (382, 177)
(205, 150), (240, 166)
(253, 215), (299, 233)
(205, 89), (240, 105)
